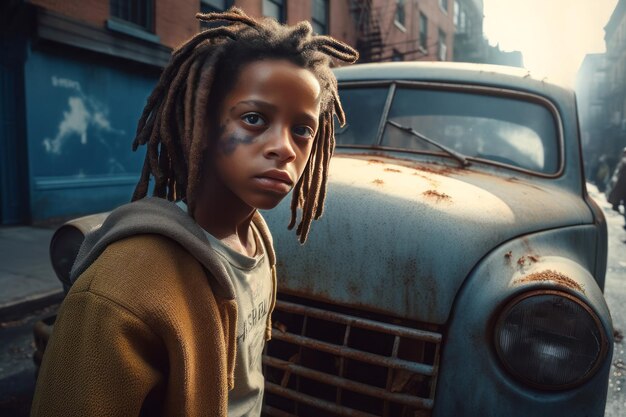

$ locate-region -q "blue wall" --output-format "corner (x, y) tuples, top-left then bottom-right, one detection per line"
(24, 47), (158, 220)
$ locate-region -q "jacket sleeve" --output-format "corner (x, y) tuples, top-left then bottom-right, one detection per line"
(30, 290), (166, 417)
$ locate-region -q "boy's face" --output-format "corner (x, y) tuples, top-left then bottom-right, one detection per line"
(207, 59), (322, 211)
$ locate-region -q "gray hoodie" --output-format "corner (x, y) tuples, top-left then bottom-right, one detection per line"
(70, 197), (251, 300)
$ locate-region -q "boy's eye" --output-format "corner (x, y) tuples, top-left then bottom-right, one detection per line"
(241, 113), (266, 127)
(293, 126), (315, 139)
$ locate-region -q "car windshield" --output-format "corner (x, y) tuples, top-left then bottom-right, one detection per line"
(336, 85), (561, 174)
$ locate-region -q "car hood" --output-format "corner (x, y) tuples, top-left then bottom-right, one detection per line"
(263, 155), (593, 324)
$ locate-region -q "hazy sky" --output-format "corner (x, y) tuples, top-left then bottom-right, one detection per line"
(482, 0), (619, 88)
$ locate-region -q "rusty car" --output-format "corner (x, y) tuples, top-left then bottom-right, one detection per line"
(36, 62), (612, 417)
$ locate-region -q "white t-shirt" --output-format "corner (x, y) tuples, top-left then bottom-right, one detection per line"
(203, 224), (272, 417)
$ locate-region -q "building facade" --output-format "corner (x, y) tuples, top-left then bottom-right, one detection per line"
(0, 0), (357, 225)
(352, 0), (456, 63)
(451, 0), (483, 63)
(576, 53), (608, 180)
(576, 0), (626, 183)
(575, 0), (626, 183)
(604, 0), (626, 154)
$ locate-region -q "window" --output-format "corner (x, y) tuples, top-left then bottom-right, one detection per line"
(391, 49), (404, 61)
(383, 88), (560, 173)
(439, 0), (448, 13)
(419, 13), (428, 50)
(453, 1), (459, 26)
(458, 9), (467, 33)
(334, 87), (390, 146)
(201, 0), (227, 13)
(395, 0), (406, 28)
(438, 29), (447, 61)
(311, 0), (328, 34)
(200, 0), (229, 29)
(263, 0), (285, 23)
(110, 0), (154, 31)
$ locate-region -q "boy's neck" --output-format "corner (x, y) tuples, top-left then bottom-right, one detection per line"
(193, 189), (257, 257)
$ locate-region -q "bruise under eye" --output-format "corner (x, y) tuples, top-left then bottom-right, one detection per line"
(219, 131), (257, 155)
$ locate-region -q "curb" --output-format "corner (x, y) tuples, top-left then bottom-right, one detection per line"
(0, 289), (64, 322)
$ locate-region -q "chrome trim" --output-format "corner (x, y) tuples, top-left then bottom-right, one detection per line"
(263, 299), (441, 417)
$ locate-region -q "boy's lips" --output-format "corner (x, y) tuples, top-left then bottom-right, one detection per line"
(256, 170), (293, 185)
(253, 170), (294, 193)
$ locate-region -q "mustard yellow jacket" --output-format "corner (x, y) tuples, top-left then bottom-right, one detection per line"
(31, 200), (277, 417)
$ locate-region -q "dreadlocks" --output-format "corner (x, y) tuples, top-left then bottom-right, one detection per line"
(131, 7), (358, 243)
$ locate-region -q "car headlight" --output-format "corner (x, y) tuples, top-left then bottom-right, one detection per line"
(494, 290), (608, 390)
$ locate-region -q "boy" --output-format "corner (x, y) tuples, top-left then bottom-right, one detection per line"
(31, 8), (357, 417)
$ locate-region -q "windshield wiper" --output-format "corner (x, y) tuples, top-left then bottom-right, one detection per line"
(386, 120), (471, 168)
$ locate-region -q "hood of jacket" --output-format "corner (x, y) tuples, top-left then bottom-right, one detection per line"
(70, 197), (276, 301)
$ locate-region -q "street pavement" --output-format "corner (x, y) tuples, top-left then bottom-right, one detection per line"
(0, 226), (63, 322)
(590, 183), (626, 417)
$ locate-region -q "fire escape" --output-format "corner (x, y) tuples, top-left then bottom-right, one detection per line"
(351, 0), (383, 63)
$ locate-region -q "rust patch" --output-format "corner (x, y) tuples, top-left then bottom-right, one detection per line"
(504, 251), (513, 265)
(384, 168), (401, 173)
(414, 165), (458, 176)
(517, 256), (526, 266)
(527, 254), (540, 263)
(514, 270), (584, 293)
(422, 190), (451, 201)
(412, 172), (439, 187)
(347, 282), (361, 298)
(340, 153), (468, 178)
(372, 179), (384, 185)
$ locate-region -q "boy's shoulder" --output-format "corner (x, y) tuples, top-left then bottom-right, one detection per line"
(70, 234), (212, 321)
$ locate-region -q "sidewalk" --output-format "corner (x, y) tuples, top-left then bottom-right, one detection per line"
(0, 226), (63, 321)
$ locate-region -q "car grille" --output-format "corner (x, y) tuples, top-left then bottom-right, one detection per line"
(263, 296), (443, 417)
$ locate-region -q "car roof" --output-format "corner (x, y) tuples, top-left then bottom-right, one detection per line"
(333, 62), (573, 99)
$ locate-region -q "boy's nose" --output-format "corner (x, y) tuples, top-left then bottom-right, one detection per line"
(264, 125), (296, 162)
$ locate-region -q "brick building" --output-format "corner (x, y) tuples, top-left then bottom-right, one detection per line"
(0, 0), (358, 225)
(353, 0), (456, 62)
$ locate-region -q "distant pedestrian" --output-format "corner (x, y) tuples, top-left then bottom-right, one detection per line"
(595, 154), (611, 192)
(607, 148), (626, 230)
(30, 7), (357, 417)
